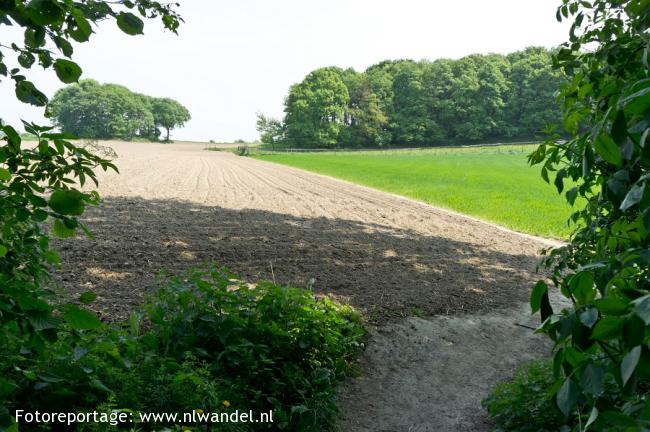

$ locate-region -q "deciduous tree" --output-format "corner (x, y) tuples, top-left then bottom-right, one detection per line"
(283, 67), (349, 148)
(256, 112), (284, 149)
(150, 97), (191, 141)
(49, 80), (156, 140)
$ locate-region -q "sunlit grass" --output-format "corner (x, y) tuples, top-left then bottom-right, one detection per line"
(254, 146), (578, 239)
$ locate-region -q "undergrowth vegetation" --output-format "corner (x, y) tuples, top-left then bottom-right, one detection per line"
(4, 266), (364, 431)
(482, 360), (566, 432)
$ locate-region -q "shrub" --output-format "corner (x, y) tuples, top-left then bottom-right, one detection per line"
(2, 266), (364, 431)
(139, 266), (364, 430)
(0, 123), (117, 429)
(487, 1), (650, 430)
(237, 145), (250, 156)
(482, 360), (565, 432)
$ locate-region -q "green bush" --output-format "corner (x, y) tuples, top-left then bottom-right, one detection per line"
(138, 266), (364, 430)
(3, 266), (364, 431)
(482, 360), (565, 432)
(488, 1), (649, 430)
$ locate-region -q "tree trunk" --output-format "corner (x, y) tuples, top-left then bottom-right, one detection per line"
(165, 127), (170, 142)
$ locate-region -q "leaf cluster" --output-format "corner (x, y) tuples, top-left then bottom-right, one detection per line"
(518, 0), (650, 429)
(0, 2), (181, 430)
(1, 0), (182, 108)
(0, 122), (118, 429)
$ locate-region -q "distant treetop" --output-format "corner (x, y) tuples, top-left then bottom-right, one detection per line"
(49, 79), (191, 141)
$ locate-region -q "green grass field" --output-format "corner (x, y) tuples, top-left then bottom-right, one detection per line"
(254, 146), (577, 239)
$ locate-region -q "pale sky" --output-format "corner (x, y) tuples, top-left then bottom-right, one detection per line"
(1, 1), (570, 142)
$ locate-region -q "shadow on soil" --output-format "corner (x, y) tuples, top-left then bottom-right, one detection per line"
(53, 196), (544, 323)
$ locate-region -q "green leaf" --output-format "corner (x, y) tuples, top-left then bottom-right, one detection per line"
(17, 52), (35, 68)
(0, 245), (7, 258)
(63, 305), (102, 330)
(291, 404), (309, 415)
(611, 110), (627, 146)
(25, 0), (64, 26)
(579, 308), (599, 328)
(69, 10), (92, 42)
(591, 316), (625, 340)
(15, 81), (48, 106)
(116, 12), (144, 35)
(621, 346), (641, 385)
(585, 406), (599, 429)
(52, 219), (75, 238)
(49, 189), (85, 215)
(620, 183), (646, 211)
(531, 281), (548, 314)
(564, 347), (585, 366)
(45, 250), (60, 265)
(79, 291), (97, 305)
(555, 169), (567, 194)
(2, 125), (21, 148)
(541, 166), (550, 183)
(570, 271), (595, 305)
(24, 27), (46, 48)
(595, 135), (622, 166)
(633, 294), (650, 325)
(37, 51), (53, 68)
(581, 364), (604, 396)
(540, 291), (554, 323)
(620, 87), (650, 116)
(566, 187), (578, 206)
(54, 36), (73, 56)
(624, 315), (645, 347)
(564, 111), (581, 134)
(0, 168), (10, 181)
(595, 297), (629, 315)
(601, 410), (637, 426)
(37, 372), (64, 383)
(32, 209), (48, 222)
(557, 378), (579, 416)
(53, 59), (82, 84)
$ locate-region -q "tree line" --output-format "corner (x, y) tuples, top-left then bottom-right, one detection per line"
(257, 47), (564, 148)
(49, 79), (191, 141)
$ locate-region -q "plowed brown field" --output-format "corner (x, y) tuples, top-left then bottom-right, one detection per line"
(54, 141), (553, 323)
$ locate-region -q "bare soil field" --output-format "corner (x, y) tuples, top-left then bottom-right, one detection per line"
(53, 141), (560, 431)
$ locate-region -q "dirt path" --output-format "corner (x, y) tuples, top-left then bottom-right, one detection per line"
(53, 141), (560, 430)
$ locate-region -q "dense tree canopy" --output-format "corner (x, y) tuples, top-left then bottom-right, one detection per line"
(283, 67), (350, 148)
(261, 48), (564, 148)
(49, 80), (190, 141)
(150, 97), (191, 141)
